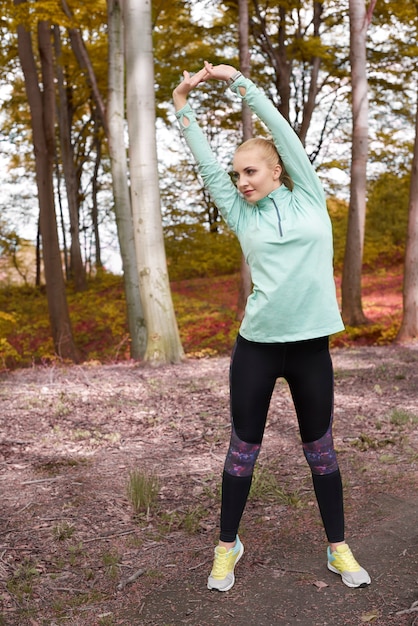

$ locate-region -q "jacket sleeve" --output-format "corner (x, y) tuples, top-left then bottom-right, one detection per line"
(230, 76), (325, 200)
(175, 103), (247, 233)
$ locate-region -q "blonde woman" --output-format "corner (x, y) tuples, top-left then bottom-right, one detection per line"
(173, 62), (370, 592)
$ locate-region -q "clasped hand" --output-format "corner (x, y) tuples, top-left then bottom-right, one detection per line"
(173, 61), (237, 110)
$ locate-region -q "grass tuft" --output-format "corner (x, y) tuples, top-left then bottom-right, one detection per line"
(127, 469), (160, 518)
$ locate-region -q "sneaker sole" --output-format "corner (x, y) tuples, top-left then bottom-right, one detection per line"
(207, 543), (244, 592)
(327, 562), (371, 588)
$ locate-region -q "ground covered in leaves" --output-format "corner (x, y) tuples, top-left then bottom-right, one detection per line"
(1, 344), (418, 625)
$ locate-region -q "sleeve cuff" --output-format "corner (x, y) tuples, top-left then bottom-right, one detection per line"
(229, 75), (250, 97)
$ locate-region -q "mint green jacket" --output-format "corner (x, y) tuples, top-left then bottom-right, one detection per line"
(175, 75), (344, 342)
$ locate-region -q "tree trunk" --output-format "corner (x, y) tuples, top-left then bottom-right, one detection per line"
(16, 7), (80, 362)
(53, 25), (86, 291)
(251, 0), (292, 121)
(341, 0), (369, 325)
(61, 0), (108, 135)
(91, 114), (103, 272)
(123, 0), (183, 365)
(276, 5), (292, 121)
(55, 160), (70, 279)
(106, 0), (146, 360)
(397, 80), (418, 342)
(236, 0), (253, 322)
(298, 1), (322, 146)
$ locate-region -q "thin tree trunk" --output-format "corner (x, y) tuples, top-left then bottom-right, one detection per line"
(55, 159), (70, 279)
(341, 0), (370, 325)
(298, 1), (322, 146)
(236, 0), (253, 322)
(123, 0), (184, 365)
(61, 0), (108, 135)
(107, 0), (146, 360)
(53, 25), (86, 291)
(276, 4), (292, 121)
(397, 79), (418, 342)
(251, 0), (292, 120)
(91, 115), (103, 271)
(36, 221), (41, 287)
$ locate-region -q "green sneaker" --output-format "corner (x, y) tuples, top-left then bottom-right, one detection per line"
(327, 544), (371, 588)
(207, 536), (244, 591)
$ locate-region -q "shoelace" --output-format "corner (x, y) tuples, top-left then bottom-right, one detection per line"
(335, 547), (360, 571)
(212, 549), (231, 576)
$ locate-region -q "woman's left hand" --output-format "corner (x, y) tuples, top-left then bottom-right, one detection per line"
(203, 61), (238, 82)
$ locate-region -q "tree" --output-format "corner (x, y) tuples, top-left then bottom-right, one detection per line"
(15, 1), (80, 361)
(368, 0), (418, 341)
(240, 0), (347, 150)
(53, 24), (86, 290)
(397, 78), (418, 341)
(59, 0), (110, 280)
(123, 0), (184, 365)
(107, 0), (146, 359)
(236, 0), (252, 321)
(341, 0), (376, 325)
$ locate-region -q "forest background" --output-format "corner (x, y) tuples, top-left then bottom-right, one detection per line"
(0, 0), (417, 370)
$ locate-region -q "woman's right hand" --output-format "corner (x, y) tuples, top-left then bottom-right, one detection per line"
(172, 67), (210, 111)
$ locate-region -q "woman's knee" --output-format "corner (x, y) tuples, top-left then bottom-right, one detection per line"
(224, 426), (261, 477)
(302, 421), (339, 475)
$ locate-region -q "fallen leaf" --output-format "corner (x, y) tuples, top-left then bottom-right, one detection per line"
(361, 611), (380, 622)
(313, 580), (329, 590)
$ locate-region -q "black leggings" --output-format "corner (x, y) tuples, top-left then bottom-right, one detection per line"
(220, 334), (344, 543)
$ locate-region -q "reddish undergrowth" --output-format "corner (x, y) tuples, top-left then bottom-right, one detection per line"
(171, 264), (404, 355)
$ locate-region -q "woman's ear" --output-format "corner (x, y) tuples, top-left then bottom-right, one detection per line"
(273, 163), (282, 180)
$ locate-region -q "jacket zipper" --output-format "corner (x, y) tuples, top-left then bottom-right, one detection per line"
(271, 197), (283, 237)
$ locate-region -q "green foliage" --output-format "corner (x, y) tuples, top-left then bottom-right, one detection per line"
(0, 274), (123, 368)
(171, 274), (240, 356)
(102, 550), (121, 580)
(0, 288), (54, 367)
(159, 504), (209, 536)
(249, 464), (300, 506)
(364, 172), (409, 266)
(7, 558), (40, 601)
(327, 196), (348, 270)
(53, 522), (76, 541)
(165, 224), (241, 281)
(0, 311), (21, 367)
(0, 257), (404, 369)
(327, 173), (409, 271)
(127, 469), (160, 518)
(69, 274), (129, 361)
(334, 321), (401, 348)
(389, 408), (418, 427)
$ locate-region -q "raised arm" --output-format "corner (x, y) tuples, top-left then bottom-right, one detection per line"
(172, 64), (245, 233)
(204, 63), (324, 197)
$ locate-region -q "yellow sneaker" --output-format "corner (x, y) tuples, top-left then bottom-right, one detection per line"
(327, 544), (371, 588)
(207, 536), (244, 591)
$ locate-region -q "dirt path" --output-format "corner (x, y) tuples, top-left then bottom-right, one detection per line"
(0, 344), (417, 625)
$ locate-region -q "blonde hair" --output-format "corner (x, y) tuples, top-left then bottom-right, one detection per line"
(234, 137), (294, 191)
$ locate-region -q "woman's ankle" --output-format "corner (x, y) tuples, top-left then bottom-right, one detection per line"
(329, 541), (346, 553)
(218, 539), (236, 550)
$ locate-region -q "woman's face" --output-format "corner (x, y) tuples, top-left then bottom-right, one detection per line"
(233, 147), (282, 204)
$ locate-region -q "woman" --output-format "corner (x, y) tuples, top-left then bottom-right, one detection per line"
(173, 62), (370, 592)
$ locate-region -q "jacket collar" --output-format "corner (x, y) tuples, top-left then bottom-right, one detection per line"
(256, 185), (286, 209)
